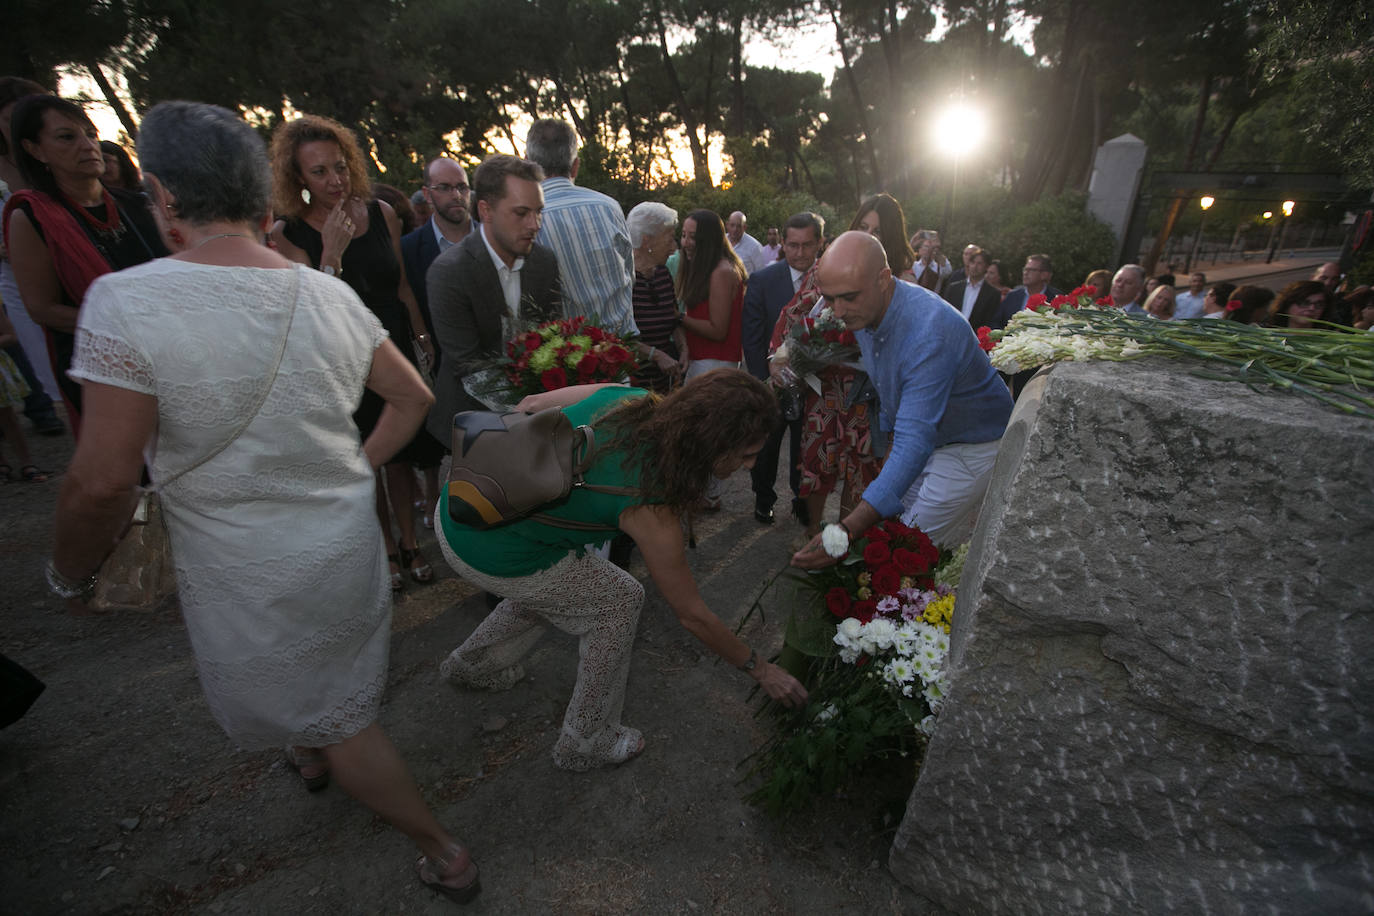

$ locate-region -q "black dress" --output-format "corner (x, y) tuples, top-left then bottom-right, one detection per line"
(282, 201), (444, 466)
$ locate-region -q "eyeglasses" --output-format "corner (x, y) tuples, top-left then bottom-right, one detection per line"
(427, 183), (469, 195)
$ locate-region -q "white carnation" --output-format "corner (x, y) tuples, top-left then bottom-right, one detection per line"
(864, 618), (898, 651)
(821, 524), (850, 558)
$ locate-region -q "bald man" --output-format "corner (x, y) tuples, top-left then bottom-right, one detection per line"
(792, 232), (1012, 566)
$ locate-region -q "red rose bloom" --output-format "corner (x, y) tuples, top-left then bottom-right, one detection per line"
(1027, 293), (1048, 310)
(822, 328), (842, 343)
(600, 345), (632, 372)
(851, 599), (878, 623)
(862, 541), (891, 566)
(825, 587), (852, 618)
(892, 547), (930, 575)
(864, 525), (890, 542)
(576, 353), (600, 380)
(840, 330), (857, 346)
(871, 564), (902, 596)
(522, 331), (543, 353)
(540, 367), (568, 391)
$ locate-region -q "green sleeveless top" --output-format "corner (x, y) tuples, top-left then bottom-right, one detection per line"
(439, 386), (649, 577)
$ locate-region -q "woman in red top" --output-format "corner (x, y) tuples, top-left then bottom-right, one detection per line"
(678, 208), (745, 379)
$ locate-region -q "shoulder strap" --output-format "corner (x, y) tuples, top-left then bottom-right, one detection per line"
(158, 265), (302, 489)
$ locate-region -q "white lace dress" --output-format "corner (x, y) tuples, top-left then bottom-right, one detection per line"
(71, 260), (392, 750)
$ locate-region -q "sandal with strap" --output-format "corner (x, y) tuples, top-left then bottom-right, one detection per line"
(20, 466), (50, 483)
(417, 844), (482, 904)
(400, 545), (433, 584)
(387, 553), (404, 592)
(284, 745), (330, 792)
(552, 725), (645, 772)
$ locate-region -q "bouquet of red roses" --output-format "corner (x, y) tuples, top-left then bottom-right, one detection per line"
(504, 316), (635, 394)
(773, 303), (862, 379)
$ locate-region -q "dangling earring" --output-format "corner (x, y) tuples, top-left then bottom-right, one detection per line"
(300, 188), (311, 205)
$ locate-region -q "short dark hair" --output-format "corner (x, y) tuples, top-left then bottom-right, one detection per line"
(11, 96), (95, 195)
(0, 76), (49, 158)
(524, 119), (578, 178)
(138, 101), (271, 226)
(783, 211), (824, 239)
(1027, 253), (1053, 274)
(471, 154), (544, 218)
(966, 245), (989, 266)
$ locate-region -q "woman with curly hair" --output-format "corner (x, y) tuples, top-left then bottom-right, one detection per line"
(268, 114), (442, 591)
(435, 370), (808, 771)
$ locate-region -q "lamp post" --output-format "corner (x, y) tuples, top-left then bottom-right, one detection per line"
(1267, 199), (1295, 263)
(1186, 195), (1214, 273)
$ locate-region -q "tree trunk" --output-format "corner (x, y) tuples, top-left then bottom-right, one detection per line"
(826, 0), (882, 189)
(86, 60), (139, 140)
(653, 0), (711, 185)
(1015, 0), (1084, 202)
(730, 10), (746, 137)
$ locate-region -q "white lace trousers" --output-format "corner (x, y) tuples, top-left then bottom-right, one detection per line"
(437, 537), (644, 768)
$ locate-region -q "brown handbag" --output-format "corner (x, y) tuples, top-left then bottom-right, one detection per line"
(446, 407), (636, 531)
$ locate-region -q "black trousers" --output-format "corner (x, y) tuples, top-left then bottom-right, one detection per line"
(750, 411), (803, 509)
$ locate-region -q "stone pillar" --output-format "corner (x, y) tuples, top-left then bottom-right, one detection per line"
(889, 360), (1374, 914)
(1087, 134), (1148, 266)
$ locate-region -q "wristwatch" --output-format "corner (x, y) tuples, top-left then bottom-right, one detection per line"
(738, 647), (758, 672)
(322, 264), (340, 277)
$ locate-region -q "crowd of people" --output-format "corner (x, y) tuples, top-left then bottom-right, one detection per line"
(1, 84), (1368, 903)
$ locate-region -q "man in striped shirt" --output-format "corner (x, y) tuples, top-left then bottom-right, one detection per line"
(524, 119), (637, 336)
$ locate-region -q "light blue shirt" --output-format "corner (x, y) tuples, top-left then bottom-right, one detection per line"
(857, 280), (1013, 518)
(1174, 290), (1206, 319)
(536, 177), (637, 335)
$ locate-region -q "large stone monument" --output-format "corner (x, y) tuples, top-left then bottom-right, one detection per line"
(889, 360), (1374, 913)
(1086, 134), (1148, 265)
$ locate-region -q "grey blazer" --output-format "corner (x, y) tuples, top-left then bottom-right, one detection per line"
(425, 228), (563, 442)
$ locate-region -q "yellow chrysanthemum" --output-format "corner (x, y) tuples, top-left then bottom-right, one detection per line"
(923, 594), (955, 633)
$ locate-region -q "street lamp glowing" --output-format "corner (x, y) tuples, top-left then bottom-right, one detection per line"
(1200, 196), (1215, 211)
(1263, 211), (1273, 220)
(930, 103), (987, 158)
(1282, 200), (1295, 217)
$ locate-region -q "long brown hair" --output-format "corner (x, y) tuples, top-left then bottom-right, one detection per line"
(850, 193), (916, 275)
(595, 369), (778, 513)
(677, 208), (746, 308)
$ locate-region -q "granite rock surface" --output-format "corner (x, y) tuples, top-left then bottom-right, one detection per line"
(890, 359), (1374, 914)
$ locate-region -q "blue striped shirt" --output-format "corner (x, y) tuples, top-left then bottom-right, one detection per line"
(536, 178), (638, 335)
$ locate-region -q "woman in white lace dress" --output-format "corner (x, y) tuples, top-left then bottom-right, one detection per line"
(46, 102), (480, 904)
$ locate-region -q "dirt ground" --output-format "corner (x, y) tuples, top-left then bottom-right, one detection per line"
(0, 419), (943, 915)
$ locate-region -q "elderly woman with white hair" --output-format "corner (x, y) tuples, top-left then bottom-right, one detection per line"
(627, 201), (688, 392)
(47, 101), (481, 903)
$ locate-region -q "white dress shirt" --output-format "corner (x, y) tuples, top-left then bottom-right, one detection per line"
(479, 222), (525, 322)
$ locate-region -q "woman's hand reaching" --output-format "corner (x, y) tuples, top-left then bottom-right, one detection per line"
(751, 660), (808, 708)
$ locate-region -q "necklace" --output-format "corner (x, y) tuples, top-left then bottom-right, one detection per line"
(62, 187), (120, 232)
(190, 232), (253, 249)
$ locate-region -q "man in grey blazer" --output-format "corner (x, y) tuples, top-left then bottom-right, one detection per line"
(425, 154), (563, 443)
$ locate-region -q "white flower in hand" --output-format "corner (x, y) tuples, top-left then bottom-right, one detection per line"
(821, 524), (850, 558)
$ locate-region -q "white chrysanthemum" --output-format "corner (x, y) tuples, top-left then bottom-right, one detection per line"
(838, 646), (860, 664)
(892, 629), (917, 657)
(883, 657), (915, 685)
(918, 714), (938, 736)
(821, 524), (850, 557)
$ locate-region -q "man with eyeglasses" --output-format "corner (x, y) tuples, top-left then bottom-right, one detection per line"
(401, 157), (473, 346)
(994, 253), (1061, 329)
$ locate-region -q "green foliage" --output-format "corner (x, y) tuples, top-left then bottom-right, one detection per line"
(994, 193), (1119, 290)
(645, 174), (839, 242)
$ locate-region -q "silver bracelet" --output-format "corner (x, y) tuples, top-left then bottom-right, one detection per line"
(45, 559), (97, 600)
